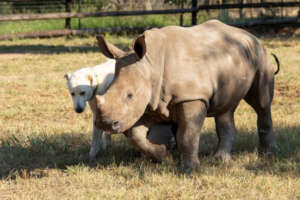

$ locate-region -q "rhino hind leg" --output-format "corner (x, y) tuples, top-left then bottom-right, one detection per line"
(247, 103), (278, 155)
(176, 100), (207, 174)
(214, 109), (237, 162)
(256, 107), (278, 155)
(244, 71), (278, 155)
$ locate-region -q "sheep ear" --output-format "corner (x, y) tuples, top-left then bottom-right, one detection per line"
(64, 73), (71, 80)
(96, 35), (125, 59)
(86, 74), (93, 86)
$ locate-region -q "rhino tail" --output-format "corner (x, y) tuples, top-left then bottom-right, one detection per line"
(271, 53), (280, 75)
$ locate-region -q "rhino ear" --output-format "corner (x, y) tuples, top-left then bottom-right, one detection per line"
(96, 35), (125, 59)
(133, 35), (146, 59)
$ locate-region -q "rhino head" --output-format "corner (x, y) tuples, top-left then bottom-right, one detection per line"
(95, 32), (164, 133)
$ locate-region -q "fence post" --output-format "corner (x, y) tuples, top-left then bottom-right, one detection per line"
(191, 0), (197, 26)
(180, 0), (184, 26)
(239, 0), (244, 18)
(65, 0), (72, 29)
(221, 0), (229, 19)
(78, 0), (82, 29)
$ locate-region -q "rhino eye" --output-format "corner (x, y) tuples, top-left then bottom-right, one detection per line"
(127, 93), (133, 100)
(71, 92), (75, 96)
(80, 91), (86, 96)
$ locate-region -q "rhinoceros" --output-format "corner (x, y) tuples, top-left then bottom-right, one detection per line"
(94, 20), (280, 173)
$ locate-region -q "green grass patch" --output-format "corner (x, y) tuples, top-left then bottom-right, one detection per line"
(0, 14), (193, 35)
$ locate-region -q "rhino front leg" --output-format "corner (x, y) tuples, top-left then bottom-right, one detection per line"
(176, 100), (207, 174)
(127, 125), (167, 162)
(214, 110), (237, 162)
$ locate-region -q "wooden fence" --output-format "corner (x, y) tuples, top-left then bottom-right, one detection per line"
(1, 0), (300, 40)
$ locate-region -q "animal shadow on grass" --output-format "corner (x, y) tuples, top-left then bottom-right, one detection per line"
(242, 126), (300, 177)
(0, 132), (140, 180)
(0, 44), (99, 54)
(198, 126), (300, 177)
(0, 42), (129, 55)
(0, 126), (299, 180)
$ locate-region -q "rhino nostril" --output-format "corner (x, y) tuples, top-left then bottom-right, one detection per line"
(112, 121), (119, 126)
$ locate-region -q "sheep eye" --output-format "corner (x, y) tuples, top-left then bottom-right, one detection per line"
(127, 93), (133, 99)
(80, 91), (86, 96)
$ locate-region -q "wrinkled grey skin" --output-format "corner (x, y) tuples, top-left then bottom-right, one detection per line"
(94, 20), (279, 173)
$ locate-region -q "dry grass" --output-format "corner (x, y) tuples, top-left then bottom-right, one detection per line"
(0, 34), (299, 200)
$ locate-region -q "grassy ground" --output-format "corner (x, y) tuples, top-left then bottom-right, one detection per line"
(0, 34), (299, 200)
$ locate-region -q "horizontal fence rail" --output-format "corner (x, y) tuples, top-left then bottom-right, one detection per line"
(1, 1), (300, 40)
(1, 2), (300, 22)
(0, 8), (194, 21)
(197, 2), (300, 9)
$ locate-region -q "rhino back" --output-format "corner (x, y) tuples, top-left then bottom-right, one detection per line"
(156, 20), (266, 116)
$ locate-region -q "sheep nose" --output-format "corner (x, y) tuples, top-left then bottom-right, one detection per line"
(112, 121), (120, 131)
(75, 107), (84, 113)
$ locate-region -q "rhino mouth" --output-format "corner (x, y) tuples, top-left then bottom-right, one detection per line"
(111, 120), (121, 131)
(95, 119), (124, 133)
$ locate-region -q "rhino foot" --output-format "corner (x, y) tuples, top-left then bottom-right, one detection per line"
(179, 154), (200, 174)
(214, 150), (231, 162)
(258, 142), (278, 156)
(166, 137), (177, 151)
(150, 144), (167, 162)
(180, 161), (200, 174)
